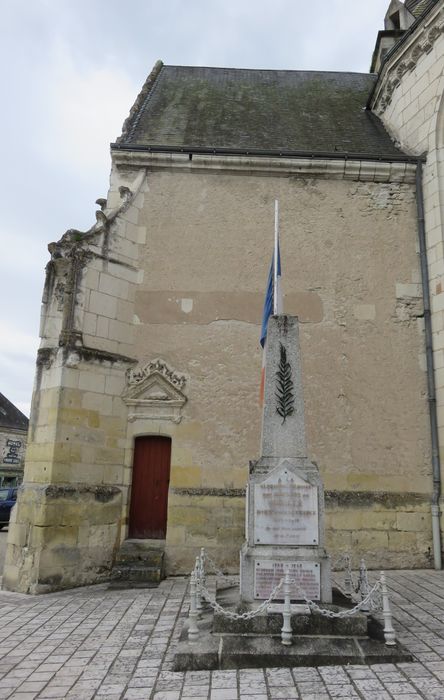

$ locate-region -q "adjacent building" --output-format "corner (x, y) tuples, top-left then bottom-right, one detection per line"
(0, 393), (28, 487)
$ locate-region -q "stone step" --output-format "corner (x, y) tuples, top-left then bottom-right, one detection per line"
(110, 564), (163, 589)
(212, 608), (367, 636)
(173, 626), (413, 671)
(115, 539), (165, 569)
(115, 549), (164, 568)
(113, 563), (163, 581)
(111, 539), (165, 588)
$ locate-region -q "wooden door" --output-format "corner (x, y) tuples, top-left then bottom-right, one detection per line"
(128, 436), (171, 539)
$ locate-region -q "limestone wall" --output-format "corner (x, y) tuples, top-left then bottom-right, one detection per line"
(115, 155), (431, 573)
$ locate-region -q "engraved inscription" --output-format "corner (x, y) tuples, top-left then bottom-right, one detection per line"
(254, 470), (318, 545)
(254, 560), (320, 600)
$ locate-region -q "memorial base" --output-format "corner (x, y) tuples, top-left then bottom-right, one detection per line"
(173, 583), (413, 671)
(240, 543), (332, 603)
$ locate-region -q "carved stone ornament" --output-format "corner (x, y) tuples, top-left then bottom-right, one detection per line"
(123, 359), (187, 423)
(374, 9), (444, 114)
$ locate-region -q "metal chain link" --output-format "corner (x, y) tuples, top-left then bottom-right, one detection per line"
(198, 575), (381, 621)
(200, 579), (284, 620)
(305, 581), (382, 618)
(194, 549), (382, 623)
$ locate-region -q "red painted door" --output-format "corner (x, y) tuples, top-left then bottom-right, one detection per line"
(129, 436), (172, 539)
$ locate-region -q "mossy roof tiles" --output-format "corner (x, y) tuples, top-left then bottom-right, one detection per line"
(0, 393), (28, 431)
(120, 65), (402, 157)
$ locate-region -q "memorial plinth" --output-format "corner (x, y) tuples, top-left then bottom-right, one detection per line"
(240, 315), (332, 603)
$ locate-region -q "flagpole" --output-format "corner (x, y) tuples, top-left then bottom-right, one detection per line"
(273, 199), (279, 315)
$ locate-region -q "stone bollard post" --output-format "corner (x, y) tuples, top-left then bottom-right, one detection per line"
(344, 554), (352, 596)
(380, 571), (396, 646)
(188, 569), (200, 643)
(359, 559), (370, 614)
(199, 548), (206, 606)
(281, 569), (292, 646)
(195, 557), (203, 612)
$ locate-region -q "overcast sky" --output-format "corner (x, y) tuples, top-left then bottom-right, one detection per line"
(0, 0), (391, 416)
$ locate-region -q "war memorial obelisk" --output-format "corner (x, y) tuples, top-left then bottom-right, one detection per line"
(240, 313), (332, 603)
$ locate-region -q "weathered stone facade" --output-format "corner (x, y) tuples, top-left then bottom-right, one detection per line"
(3, 0), (443, 592)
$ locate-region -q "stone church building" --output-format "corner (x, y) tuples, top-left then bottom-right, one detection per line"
(4, 0), (444, 592)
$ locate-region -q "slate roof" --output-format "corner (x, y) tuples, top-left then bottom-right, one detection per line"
(405, 0), (436, 17)
(0, 393), (29, 431)
(115, 65), (403, 158)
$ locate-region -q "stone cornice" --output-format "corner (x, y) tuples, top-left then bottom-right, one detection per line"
(112, 150), (418, 184)
(371, 0), (444, 114)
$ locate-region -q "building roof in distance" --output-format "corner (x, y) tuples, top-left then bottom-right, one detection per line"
(116, 65), (403, 157)
(0, 393), (29, 431)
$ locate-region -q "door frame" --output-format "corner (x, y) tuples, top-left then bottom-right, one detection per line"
(127, 432), (172, 540)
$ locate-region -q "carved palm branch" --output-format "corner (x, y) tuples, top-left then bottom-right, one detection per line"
(275, 343), (295, 424)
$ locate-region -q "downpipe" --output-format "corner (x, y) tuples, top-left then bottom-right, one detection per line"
(416, 160), (442, 569)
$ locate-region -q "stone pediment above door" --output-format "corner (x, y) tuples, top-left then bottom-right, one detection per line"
(123, 359), (187, 423)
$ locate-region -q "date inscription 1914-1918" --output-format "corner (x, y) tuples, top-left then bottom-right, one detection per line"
(275, 343), (295, 424)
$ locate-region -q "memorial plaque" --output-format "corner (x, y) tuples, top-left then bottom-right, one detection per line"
(254, 560), (320, 600)
(254, 469), (318, 545)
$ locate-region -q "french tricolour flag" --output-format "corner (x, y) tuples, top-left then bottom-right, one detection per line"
(259, 200), (283, 405)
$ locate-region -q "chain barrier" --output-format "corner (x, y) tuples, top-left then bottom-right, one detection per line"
(196, 572), (381, 621)
(199, 578), (284, 620)
(305, 580), (381, 618)
(188, 549), (396, 647)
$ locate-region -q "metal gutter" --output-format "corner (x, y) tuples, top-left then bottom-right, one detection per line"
(416, 160), (442, 570)
(111, 142), (424, 165)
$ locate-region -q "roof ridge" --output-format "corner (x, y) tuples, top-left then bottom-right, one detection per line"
(116, 60), (164, 144)
(162, 64), (373, 77)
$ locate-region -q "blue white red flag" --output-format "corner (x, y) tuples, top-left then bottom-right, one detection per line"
(259, 211), (283, 405)
(259, 245), (282, 349)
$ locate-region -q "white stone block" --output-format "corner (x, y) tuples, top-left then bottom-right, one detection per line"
(117, 299), (134, 323)
(78, 371), (106, 394)
(432, 294), (444, 314)
(426, 225), (443, 249)
(89, 291), (117, 319)
(430, 259), (444, 281)
(107, 261), (138, 283)
(120, 206), (139, 225)
(96, 315), (110, 339)
(99, 273), (129, 299)
(137, 226), (147, 244)
(105, 374), (126, 396)
(83, 312), (97, 336)
(106, 239), (133, 264)
(83, 268), (100, 292)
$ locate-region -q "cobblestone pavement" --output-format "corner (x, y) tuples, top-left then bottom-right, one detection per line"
(0, 570), (443, 699)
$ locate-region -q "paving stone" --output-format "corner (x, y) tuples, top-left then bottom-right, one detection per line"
(0, 572), (443, 698)
(269, 686), (299, 698)
(209, 689), (239, 700)
(152, 692), (182, 700)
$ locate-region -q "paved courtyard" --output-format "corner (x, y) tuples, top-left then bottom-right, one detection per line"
(0, 570), (442, 699)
